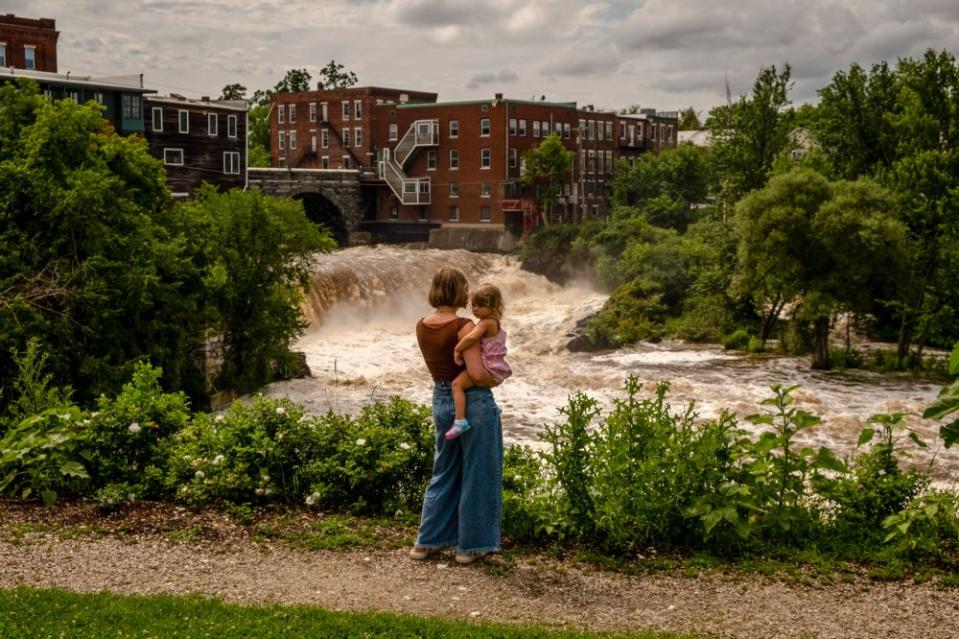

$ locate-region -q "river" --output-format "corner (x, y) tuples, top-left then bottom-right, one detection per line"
(264, 246), (958, 481)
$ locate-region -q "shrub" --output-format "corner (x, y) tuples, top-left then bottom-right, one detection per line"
(722, 329), (751, 350)
(746, 336), (766, 353)
(2, 338), (73, 436)
(79, 362), (191, 499)
(166, 396), (433, 514)
(882, 492), (959, 558)
(0, 407), (89, 505)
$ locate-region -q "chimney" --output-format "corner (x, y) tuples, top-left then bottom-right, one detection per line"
(495, 92), (503, 100)
(201, 96), (210, 101)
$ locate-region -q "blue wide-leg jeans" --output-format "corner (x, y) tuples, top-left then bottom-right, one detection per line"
(415, 382), (503, 553)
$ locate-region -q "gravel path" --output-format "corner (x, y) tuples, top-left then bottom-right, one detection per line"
(1, 503), (957, 638)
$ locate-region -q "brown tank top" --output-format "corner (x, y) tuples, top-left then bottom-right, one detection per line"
(416, 317), (472, 381)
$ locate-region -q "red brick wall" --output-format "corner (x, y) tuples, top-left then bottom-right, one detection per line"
(0, 15), (58, 72)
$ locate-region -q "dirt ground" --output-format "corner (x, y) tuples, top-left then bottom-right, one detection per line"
(1, 500), (957, 639)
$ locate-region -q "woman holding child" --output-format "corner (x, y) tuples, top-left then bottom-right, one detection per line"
(409, 267), (510, 564)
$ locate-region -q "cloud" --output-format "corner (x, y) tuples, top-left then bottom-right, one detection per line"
(466, 68), (519, 89)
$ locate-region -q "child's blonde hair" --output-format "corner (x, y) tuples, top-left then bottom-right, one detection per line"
(470, 283), (505, 319)
(428, 267), (469, 308)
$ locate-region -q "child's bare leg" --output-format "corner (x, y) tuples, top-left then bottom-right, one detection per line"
(452, 370), (476, 421)
(465, 358), (495, 388)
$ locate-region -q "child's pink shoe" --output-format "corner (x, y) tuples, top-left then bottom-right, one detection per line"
(445, 419), (470, 440)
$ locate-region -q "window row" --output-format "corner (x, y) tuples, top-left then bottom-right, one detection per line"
(276, 128), (363, 150)
(579, 149), (616, 174)
(386, 118), (489, 142)
(507, 118), (572, 140)
(162, 149), (242, 174)
(152, 108), (238, 137)
(577, 119), (615, 142)
(276, 99), (363, 124)
(0, 43), (36, 69)
(446, 205), (492, 222)
(280, 155), (353, 169)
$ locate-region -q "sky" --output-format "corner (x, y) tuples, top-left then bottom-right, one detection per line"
(8, 0), (959, 117)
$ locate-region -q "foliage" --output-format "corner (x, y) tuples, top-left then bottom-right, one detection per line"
(520, 133), (574, 226)
(924, 342), (959, 448)
(171, 187), (334, 393)
(2, 338), (73, 435)
(317, 60), (358, 90)
(167, 396), (433, 514)
(882, 492), (959, 558)
(0, 79), (205, 403)
(517, 221), (601, 284)
(0, 407), (89, 505)
(677, 107), (701, 131)
(219, 83), (247, 100)
(708, 64), (795, 200)
(79, 362), (190, 500)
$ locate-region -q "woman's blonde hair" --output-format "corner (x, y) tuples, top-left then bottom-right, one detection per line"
(428, 267), (469, 308)
(470, 283), (505, 319)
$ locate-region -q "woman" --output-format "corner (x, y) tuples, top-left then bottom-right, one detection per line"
(410, 267), (503, 564)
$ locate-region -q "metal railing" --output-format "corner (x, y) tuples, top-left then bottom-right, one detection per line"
(394, 119), (439, 167)
(379, 149), (430, 205)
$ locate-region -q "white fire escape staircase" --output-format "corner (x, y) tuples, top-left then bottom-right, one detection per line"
(378, 119), (439, 205)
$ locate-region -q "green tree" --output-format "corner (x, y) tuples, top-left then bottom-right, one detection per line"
(172, 187), (335, 393)
(708, 64), (795, 200)
(0, 79), (203, 402)
(520, 133), (573, 226)
(678, 106), (702, 130)
(317, 60), (358, 90)
(219, 83), (247, 100)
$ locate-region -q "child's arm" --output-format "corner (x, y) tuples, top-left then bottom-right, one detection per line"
(453, 319), (496, 364)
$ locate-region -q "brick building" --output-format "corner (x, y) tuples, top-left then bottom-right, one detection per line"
(272, 86), (677, 239)
(0, 14), (58, 72)
(145, 95), (248, 197)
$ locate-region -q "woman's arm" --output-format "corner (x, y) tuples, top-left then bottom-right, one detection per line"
(453, 322), (489, 362)
(458, 322), (494, 387)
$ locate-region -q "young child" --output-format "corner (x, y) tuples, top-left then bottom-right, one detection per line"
(446, 283), (512, 440)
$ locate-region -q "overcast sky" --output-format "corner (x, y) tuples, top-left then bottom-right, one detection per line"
(9, 0), (959, 116)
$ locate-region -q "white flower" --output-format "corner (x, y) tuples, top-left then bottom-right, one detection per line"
(212, 454), (225, 465)
(264, 488), (272, 496)
(90, 411), (99, 417)
(255, 488), (264, 496)
(128, 422), (141, 434)
(277, 432), (284, 441)
(356, 438), (367, 446)
(215, 415), (224, 422)
(275, 406), (286, 415)
(399, 442), (411, 451)
(305, 494), (316, 506)
(82, 419), (91, 425)
(195, 470), (205, 479)
(261, 475), (270, 483)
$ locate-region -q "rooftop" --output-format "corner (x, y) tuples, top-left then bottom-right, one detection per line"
(0, 67), (155, 93)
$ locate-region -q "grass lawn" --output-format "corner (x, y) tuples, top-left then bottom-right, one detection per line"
(0, 587), (699, 639)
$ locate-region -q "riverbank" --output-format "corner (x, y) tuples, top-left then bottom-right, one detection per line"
(2, 500), (957, 639)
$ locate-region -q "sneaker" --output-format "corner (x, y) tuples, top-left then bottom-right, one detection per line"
(409, 546), (434, 560)
(445, 419), (470, 441)
(454, 551), (489, 565)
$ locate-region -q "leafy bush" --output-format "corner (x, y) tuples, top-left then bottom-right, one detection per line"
(882, 492), (959, 558)
(80, 362), (191, 500)
(0, 407), (89, 505)
(1, 338), (73, 436)
(722, 329), (751, 351)
(167, 396), (433, 514)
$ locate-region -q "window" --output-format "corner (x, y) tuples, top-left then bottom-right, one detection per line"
(564, 122), (571, 139)
(278, 131), (285, 150)
(278, 105), (284, 124)
(321, 156), (330, 169)
(533, 121), (540, 138)
(542, 121), (549, 137)
(555, 122), (562, 136)
(480, 118), (490, 136)
(449, 182), (459, 197)
(178, 110), (189, 133)
(223, 151), (240, 174)
(151, 107), (163, 132)
(351, 127), (360, 147)
(354, 99), (362, 118)
(580, 149), (586, 172)
(509, 118), (517, 136)
(449, 206), (460, 222)
(122, 94), (142, 119)
(208, 113), (218, 136)
(24, 46), (35, 70)
(480, 148), (491, 169)
(449, 149), (459, 169)
(321, 129), (329, 148)
(342, 128), (350, 146)
(342, 156), (351, 169)
(94, 92), (103, 105)
(163, 148), (183, 165)
(67, 91), (79, 104)
(519, 119), (527, 136)
(606, 150), (613, 173)
(287, 104), (295, 123)
(449, 120), (459, 137)
(390, 205), (399, 219)
(619, 121), (626, 139)
(311, 135), (316, 152)
(288, 131), (296, 149)
(389, 123), (398, 141)
(342, 101), (350, 119)
(309, 102), (317, 122)
(509, 148), (517, 168)
(427, 150), (437, 170)
(481, 181), (490, 198)
(480, 206), (491, 222)
(321, 102), (328, 121)
(0, 44), (5, 68)
(605, 121), (612, 140)
(278, 157), (287, 167)
(227, 115), (237, 138)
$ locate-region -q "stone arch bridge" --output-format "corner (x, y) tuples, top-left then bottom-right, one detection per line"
(247, 168), (373, 245)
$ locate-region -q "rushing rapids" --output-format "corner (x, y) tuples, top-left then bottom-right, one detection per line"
(265, 246), (958, 479)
